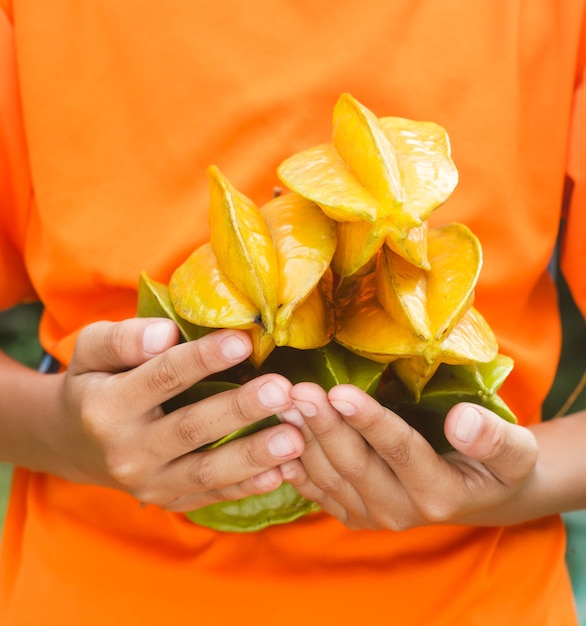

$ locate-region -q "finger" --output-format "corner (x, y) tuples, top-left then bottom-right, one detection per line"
(280, 458), (351, 525)
(289, 382), (354, 481)
(331, 387), (538, 525)
(159, 467), (285, 513)
(290, 382), (374, 485)
(108, 329), (253, 414)
(148, 373), (296, 457)
(70, 318), (181, 374)
(135, 422), (305, 509)
(289, 382), (373, 517)
(327, 384), (449, 493)
(444, 403), (538, 485)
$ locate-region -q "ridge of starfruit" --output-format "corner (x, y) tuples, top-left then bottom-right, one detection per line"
(136, 92), (517, 533)
(334, 222), (498, 399)
(168, 166), (337, 367)
(277, 93), (458, 275)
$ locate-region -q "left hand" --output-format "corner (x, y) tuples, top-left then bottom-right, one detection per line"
(278, 382), (539, 530)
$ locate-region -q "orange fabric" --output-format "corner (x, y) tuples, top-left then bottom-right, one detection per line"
(0, 1), (584, 624)
(562, 46), (586, 317)
(0, 8), (33, 305)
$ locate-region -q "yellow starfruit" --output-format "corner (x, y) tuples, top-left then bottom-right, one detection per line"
(334, 223), (497, 398)
(169, 166), (337, 367)
(376, 223), (481, 342)
(277, 93), (458, 275)
(208, 165), (279, 334)
(136, 92), (517, 532)
(389, 307), (499, 399)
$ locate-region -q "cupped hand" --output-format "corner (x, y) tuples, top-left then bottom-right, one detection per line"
(42, 318), (304, 512)
(279, 382), (539, 530)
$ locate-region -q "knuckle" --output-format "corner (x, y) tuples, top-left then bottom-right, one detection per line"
(280, 460), (305, 484)
(171, 414), (209, 451)
(146, 355), (185, 395)
(340, 461), (367, 483)
(479, 425), (517, 465)
(77, 386), (116, 442)
(382, 436), (413, 469)
(185, 342), (212, 375)
(186, 336), (227, 378)
(419, 497), (455, 523)
(378, 501), (416, 531)
(239, 438), (266, 471)
(106, 454), (141, 489)
(365, 506), (407, 532)
(185, 456), (221, 491)
(106, 322), (130, 360)
(380, 501), (419, 531)
(389, 516), (415, 532)
(228, 389), (251, 424)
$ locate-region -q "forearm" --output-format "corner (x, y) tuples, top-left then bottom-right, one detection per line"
(0, 349), (67, 473)
(526, 410), (586, 517)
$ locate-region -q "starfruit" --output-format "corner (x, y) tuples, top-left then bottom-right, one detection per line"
(169, 166), (337, 367)
(136, 92), (517, 533)
(184, 343), (386, 532)
(137, 271), (210, 342)
(160, 380), (320, 533)
(334, 223), (498, 399)
(277, 93), (458, 275)
(378, 355), (517, 453)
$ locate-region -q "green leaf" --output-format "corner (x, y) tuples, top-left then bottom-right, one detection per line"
(378, 360), (517, 453)
(260, 342), (386, 394)
(163, 378), (319, 531)
(186, 483), (320, 532)
(426, 355), (514, 396)
(137, 271), (210, 342)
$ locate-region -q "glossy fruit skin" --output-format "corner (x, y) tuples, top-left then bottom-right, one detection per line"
(137, 93), (516, 532)
(169, 167), (337, 368)
(278, 93), (458, 275)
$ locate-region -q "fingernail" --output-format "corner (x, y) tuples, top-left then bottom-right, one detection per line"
(279, 409), (304, 427)
(454, 406), (482, 443)
(143, 321), (172, 354)
(279, 460), (298, 481)
(268, 433), (295, 457)
(253, 469), (281, 491)
(258, 381), (288, 408)
(293, 400), (317, 417)
(219, 334), (249, 360)
(330, 399), (356, 416)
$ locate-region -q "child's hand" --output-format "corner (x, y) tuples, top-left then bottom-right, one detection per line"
(39, 318), (305, 512)
(280, 382), (541, 529)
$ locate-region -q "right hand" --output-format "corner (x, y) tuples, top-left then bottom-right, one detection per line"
(39, 318), (305, 512)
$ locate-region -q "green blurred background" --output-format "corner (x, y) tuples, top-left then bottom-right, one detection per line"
(0, 274), (584, 617)
(0, 301), (43, 528)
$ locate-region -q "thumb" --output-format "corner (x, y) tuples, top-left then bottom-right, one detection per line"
(70, 318), (180, 374)
(444, 403), (539, 485)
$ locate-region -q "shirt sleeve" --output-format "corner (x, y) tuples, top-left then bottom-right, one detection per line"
(560, 13), (586, 319)
(0, 7), (36, 310)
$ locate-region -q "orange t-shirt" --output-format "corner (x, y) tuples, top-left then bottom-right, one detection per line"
(1, 2), (585, 625)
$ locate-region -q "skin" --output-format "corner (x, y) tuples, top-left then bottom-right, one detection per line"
(0, 318), (305, 512)
(280, 381), (586, 529)
(1, 316), (584, 528)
